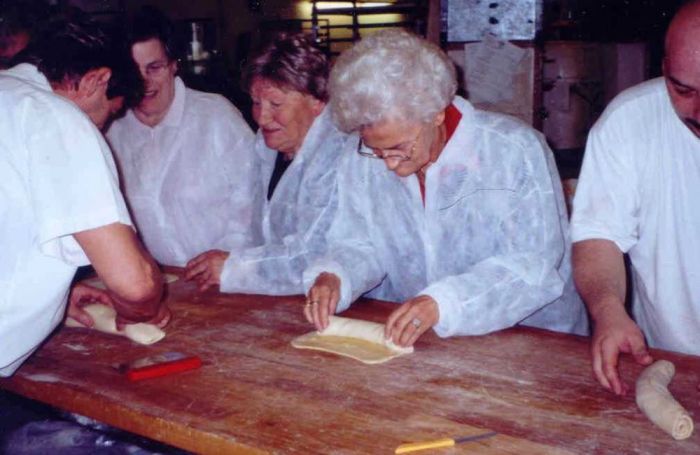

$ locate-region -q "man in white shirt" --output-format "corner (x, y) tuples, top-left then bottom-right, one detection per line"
(571, 0), (700, 395)
(106, 7), (259, 266)
(1, 19), (168, 376)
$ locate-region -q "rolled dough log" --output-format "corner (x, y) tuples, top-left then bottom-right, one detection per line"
(635, 359), (694, 440)
(65, 304), (165, 345)
(291, 316), (413, 364)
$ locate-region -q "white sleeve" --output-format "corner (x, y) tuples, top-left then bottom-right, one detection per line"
(302, 154), (386, 311)
(221, 181), (339, 296)
(423, 134), (569, 337)
(570, 113), (639, 252)
(209, 102), (262, 251)
(222, 128), (350, 296)
(425, 186), (566, 337)
(27, 104), (132, 265)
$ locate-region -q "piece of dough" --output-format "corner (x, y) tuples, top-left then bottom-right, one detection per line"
(66, 304), (165, 345)
(83, 273), (178, 290)
(635, 360), (694, 440)
(291, 316), (413, 364)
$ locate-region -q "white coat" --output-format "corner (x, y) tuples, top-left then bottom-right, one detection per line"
(304, 96), (589, 337)
(572, 78), (700, 355)
(107, 78), (259, 266)
(0, 64), (132, 375)
(220, 107), (353, 295)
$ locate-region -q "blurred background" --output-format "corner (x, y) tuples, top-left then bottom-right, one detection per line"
(0, 0), (685, 180)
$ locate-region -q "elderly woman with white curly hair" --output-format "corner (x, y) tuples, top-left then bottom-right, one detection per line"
(303, 29), (589, 347)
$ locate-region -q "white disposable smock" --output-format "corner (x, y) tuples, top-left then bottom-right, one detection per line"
(571, 78), (700, 355)
(220, 107), (353, 295)
(106, 78), (259, 266)
(304, 96), (589, 337)
(0, 64), (132, 375)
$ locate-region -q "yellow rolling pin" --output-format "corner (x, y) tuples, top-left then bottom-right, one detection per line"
(395, 431), (498, 454)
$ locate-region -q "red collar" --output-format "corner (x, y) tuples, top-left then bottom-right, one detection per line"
(444, 103), (462, 141)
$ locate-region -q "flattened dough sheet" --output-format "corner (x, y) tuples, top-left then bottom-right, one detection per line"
(65, 273), (174, 345)
(65, 303), (165, 345)
(291, 316), (413, 364)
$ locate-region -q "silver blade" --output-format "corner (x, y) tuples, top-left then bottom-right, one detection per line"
(454, 431), (498, 444)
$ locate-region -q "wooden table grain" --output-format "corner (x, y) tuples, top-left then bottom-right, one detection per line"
(2, 271), (700, 454)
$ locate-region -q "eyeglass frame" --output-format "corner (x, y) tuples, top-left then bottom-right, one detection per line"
(139, 59), (173, 78)
(356, 124), (424, 161)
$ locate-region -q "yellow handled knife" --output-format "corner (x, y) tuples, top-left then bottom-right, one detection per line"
(395, 431), (498, 454)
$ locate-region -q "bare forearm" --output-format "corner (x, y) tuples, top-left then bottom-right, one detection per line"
(573, 238), (651, 395)
(572, 239), (627, 322)
(108, 259), (162, 322)
(74, 223), (163, 322)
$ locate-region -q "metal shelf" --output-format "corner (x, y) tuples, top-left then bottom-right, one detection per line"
(311, 0), (427, 55)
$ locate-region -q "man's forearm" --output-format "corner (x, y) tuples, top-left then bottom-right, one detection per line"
(109, 262), (162, 322)
(75, 223), (163, 322)
(572, 239), (627, 322)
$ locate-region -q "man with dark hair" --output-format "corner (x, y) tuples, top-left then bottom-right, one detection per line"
(0, 18), (169, 376)
(16, 19), (145, 129)
(106, 7), (260, 267)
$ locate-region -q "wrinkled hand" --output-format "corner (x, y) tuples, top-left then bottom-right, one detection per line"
(184, 250), (230, 291)
(591, 306), (653, 396)
(68, 283), (115, 327)
(305, 272), (341, 331)
(385, 295), (439, 347)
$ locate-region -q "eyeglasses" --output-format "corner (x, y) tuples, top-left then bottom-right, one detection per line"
(141, 60), (171, 78)
(356, 125), (423, 161)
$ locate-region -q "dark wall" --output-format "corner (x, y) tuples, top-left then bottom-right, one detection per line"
(543, 0), (686, 76)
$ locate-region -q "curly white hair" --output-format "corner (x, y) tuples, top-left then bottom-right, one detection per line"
(329, 28), (457, 132)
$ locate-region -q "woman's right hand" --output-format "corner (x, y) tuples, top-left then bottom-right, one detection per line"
(305, 272), (341, 331)
(184, 250), (230, 291)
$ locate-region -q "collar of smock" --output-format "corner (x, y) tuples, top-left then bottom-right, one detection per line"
(294, 104), (333, 162)
(126, 76), (186, 130)
(159, 76), (187, 128)
(430, 95), (475, 167)
(255, 103), (332, 165)
(3, 63), (53, 91)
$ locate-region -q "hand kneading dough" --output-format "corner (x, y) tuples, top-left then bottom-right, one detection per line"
(291, 316), (413, 364)
(66, 304), (165, 345)
(635, 360), (694, 440)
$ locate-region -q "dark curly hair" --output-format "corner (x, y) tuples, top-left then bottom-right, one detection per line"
(243, 32), (329, 102)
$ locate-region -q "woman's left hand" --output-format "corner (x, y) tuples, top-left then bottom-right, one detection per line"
(385, 295), (439, 347)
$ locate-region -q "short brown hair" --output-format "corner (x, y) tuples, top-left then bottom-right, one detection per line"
(243, 32), (329, 102)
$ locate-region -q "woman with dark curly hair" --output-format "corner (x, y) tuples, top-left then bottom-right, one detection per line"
(185, 33), (354, 296)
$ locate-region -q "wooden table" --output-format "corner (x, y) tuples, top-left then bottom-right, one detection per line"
(2, 272), (700, 454)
